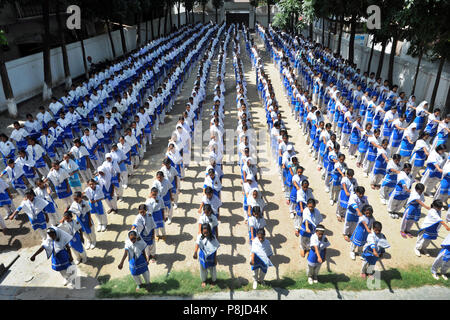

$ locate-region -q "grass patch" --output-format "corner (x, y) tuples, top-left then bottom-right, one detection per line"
(97, 265), (449, 298)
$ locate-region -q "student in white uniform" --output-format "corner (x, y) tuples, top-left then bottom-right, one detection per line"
(306, 224), (330, 285)
(146, 187), (166, 241)
(46, 161), (73, 208)
(430, 234), (449, 280)
(250, 228), (273, 290)
(34, 178), (61, 226)
(58, 211), (87, 264)
(0, 178), (15, 230)
(84, 179), (107, 232)
(132, 204), (157, 262)
(9, 189), (49, 239)
(118, 230), (150, 291)
(193, 223), (220, 288)
(1, 159), (27, 196)
(198, 204), (219, 238)
(298, 199), (323, 258)
(69, 191), (96, 249)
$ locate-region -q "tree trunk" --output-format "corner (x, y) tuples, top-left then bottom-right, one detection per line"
(177, 1), (181, 28)
(169, 3), (173, 31)
(192, 9), (195, 25)
(150, 10), (155, 39)
(42, 0), (52, 101)
(321, 18), (325, 46)
(309, 22), (313, 40)
(185, 7), (188, 25)
(106, 19), (117, 58)
(77, 28), (89, 80)
(430, 57), (445, 111)
(348, 15), (356, 63)
(158, 10), (162, 36)
(119, 19), (128, 55)
(215, 8), (218, 23)
(136, 13), (142, 47)
(387, 33), (398, 85)
(267, 3), (271, 26)
(55, 1), (71, 89)
(145, 19), (149, 43)
(411, 49), (423, 95)
(367, 38), (375, 73)
(0, 46), (17, 118)
(376, 39), (387, 79)
(327, 19), (331, 48)
(202, 4), (205, 24)
(337, 17), (343, 55)
(164, 3), (169, 35)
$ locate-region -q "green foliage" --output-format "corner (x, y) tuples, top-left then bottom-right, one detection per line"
(0, 29), (7, 46)
(212, 0), (224, 9)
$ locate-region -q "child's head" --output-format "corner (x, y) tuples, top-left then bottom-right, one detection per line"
(73, 191), (83, 202)
(414, 183), (425, 195)
(306, 198), (316, 211)
(301, 179), (309, 191)
(128, 230), (138, 243)
(362, 205), (374, 218)
(150, 187), (158, 198)
(63, 211), (74, 222)
(373, 221), (382, 234)
(156, 171), (164, 181)
(392, 154), (401, 164)
(403, 163), (412, 175)
(25, 189), (35, 201)
(138, 204), (147, 216)
(256, 228), (266, 242)
(201, 223), (212, 238)
(347, 168), (354, 178)
(355, 186), (365, 197)
(88, 179), (97, 189)
(315, 224), (325, 240)
(203, 204), (212, 216)
(297, 166), (305, 176)
(431, 199), (444, 211)
(252, 206), (261, 218)
(338, 153), (345, 162)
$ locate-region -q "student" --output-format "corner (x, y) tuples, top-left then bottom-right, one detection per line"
(400, 183), (430, 238)
(343, 186), (368, 241)
(96, 165), (118, 214)
(289, 166), (307, 218)
(30, 226), (75, 287)
(132, 204), (156, 263)
(363, 128), (381, 177)
(152, 171), (173, 225)
(336, 169), (357, 222)
(198, 204), (219, 238)
(34, 178), (61, 226)
(410, 132), (431, 180)
(69, 139), (92, 183)
(203, 168), (222, 198)
(1, 159), (27, 196)
(387, 163), (413, 219)
(415, 200), (450, 257)
(9, 189), (49, 239)
(370, 138), (390, 189)
(247, 188), (266, 221)
(330, 153), (346, 205)
(118, 230), (150, 291)
(421, 145), (446, 196)
(15, 149), (38, 188)
(294, 180), (315, 228)
(199, 186), (223, 218)
(307, 224), (330, 284)
(60, 154), (83, 192)
(248, 206), (266, 245)
(58, 211), (87, 265)
(69, 191), (96, 249)
(431, 234), (449, 280)
(81, 128), (101, 171)
(350, 205), (375, 260)
(26, 137), (49, 177)
(299, 199), (323, 258)
(193, 223), (220, 288)
(379, 154), (402, 205)
(361, 221), (390, 279)
(146, 187), (166, 241)
(161, 158), (179, 209)
(0, 177), (15, 228)
(0, 133), (16, 167)
(84, 179), (107, 232)
(46, 161), (73, 208)
(250, 228), (273, 290)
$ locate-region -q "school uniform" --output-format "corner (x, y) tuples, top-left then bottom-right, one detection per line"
(344, 193), (369, 236)
(361, 232), (389, 275)
(84, 185), (107, 232)
(0, 140), (16, 167)
(198, 213), (219, 238)
(60, 159), (82, 192)
(146, 195), (166, 236)
(133, 213), (156, 257)
(26, 144), (49, 177)
(10, 128), (28, 152)
(0, 178), (15, 223)
(415, 208), (445, 252)
(251, 238), (273, 284)
(81, 133), (101, 171)
(124, 237), (150, 286)
(58, 219), (87, 264)
(96, 166), (117, 212)
(69, 145), (92, 183)
(431, 234), (450, 277)
(307, 233), (330, 280)
(196, 233), (220, 283)
(410, 139), (430, 179)
(16, 196), (49, 239)
(41, 227), (75, 285)
(34, 185), (60, 226)
(380, 160), (401, 202)
(350, 215), (375, 255)
(15, 155), (38, 188)
(420, 150), (445, 195)
(69, 199), (96, 248)
(299, 207), (323, 252)
(47, 167), (72, 207)
(337, 176), (357, 218)
(1, 164), (27, 195)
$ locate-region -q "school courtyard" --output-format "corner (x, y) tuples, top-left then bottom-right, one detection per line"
(0, 30), (449, 300)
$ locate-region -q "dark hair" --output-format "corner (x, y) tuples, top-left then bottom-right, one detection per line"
(392, 154), (401, 161)
(362, 204), (374, 215)
(347, 168), (354, 176)
(151, 187), (158, 193)
(403, 163), (412, 170)
(256, 228), (266, 236)
(200, 223), (214, 240)
(414, 183), (425, 193)
(373, 221), (382, 231)
(138, 204), (147, 211)
(431, 199), (444, 210)
(307, 198), (316, 206)
(355, 186), (365, 195)
(74, 191), (82, 198)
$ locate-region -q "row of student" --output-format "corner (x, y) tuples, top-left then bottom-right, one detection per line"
(233, 27), (274, 290)
(262, 24), (450, 202)
(258, 24), (450, 280)
(0, 23), (217, 236)
(1, 24), (222, 288)
(119, 23), (228, 291)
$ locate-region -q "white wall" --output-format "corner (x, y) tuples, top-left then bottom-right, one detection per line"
(306, 25), (450, 108)
(0, 13), (199, 112)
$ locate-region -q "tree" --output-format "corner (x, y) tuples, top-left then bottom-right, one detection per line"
(249, 0), (259, 29)
(264, 0), (278, 26)
(55, 0), (71, 89)
(197, 0), (208, 24)
(42, 0), (52, 101)
(212, 0), (224, 23)
(0, 29), (17, 117)
(183, 0), (195, 24)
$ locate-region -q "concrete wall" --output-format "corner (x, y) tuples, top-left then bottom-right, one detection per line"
(305, 21), (450, 109)
(0, 12), (200, 112)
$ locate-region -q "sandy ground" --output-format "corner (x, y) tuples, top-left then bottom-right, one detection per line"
(0, 31), (446, 295)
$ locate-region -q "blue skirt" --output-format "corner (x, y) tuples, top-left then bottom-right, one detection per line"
(55, 180), (72, 199)
(404, 202), (421, 222)
(69, 232), (84, 253)
(199, 249), (216, 269)
(77, 213), (92, 234)
(0, 191), (12, 206)
(30, 212), (47, 230)
(129, 253), (148, 276)
(89, 200), (104, 215)
(351, 222), (370, 247)
(251, 253), (268, 273)
(140, 229), (154, 246)
(68, 173), (82, 188)
(153, 209), (164, 229)
(51, 248), (71, 271)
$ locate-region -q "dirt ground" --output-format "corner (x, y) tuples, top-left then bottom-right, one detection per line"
(0, 32), (444, 287)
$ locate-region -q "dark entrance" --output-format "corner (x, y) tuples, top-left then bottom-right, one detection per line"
(226, 12), (249, 26)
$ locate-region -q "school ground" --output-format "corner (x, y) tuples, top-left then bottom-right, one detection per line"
(0, 32), (448, 299)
